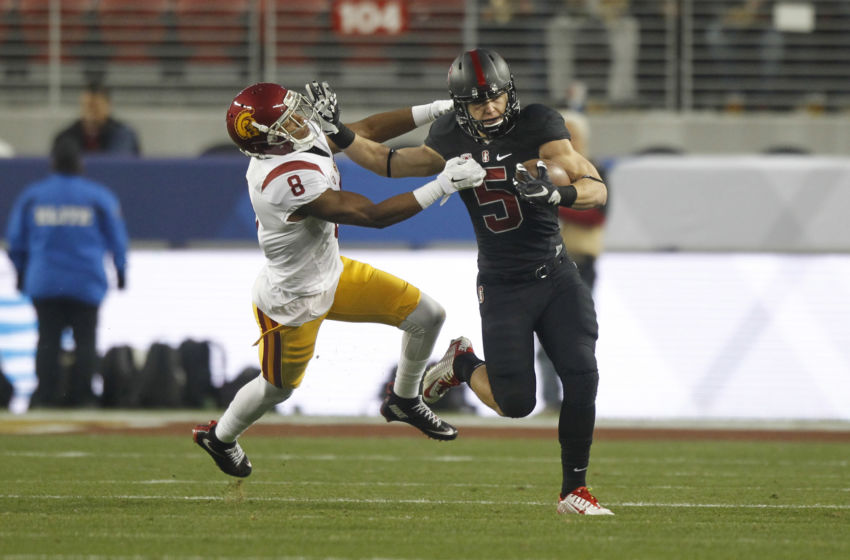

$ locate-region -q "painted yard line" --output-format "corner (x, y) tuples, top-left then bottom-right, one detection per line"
(0, 555), (379, 560)
(3, 479), (848, 493)
(1, 494), (848, 509)
(1, 450), (847, 468)
(0, 450), (552, 463)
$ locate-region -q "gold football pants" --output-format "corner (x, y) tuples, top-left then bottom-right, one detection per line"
(253, 256), (421, 388)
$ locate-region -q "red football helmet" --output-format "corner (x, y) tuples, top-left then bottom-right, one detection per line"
(225, 82), (319, 158)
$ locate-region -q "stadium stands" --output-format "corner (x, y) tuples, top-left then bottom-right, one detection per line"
(3, 1), (849, 112)
(2, 1), (850, 157)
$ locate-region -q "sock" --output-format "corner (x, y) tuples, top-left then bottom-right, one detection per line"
(394, 341), (429, 398)
(454, 352), (485, 384)
(215, 375), (293, 443)
(210, 423), (234, 448)
(395, 293), (445, 398)
(559, 371), (598, 495)
(561, 451), (588, 496)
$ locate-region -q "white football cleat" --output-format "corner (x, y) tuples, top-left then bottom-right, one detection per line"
(422, 336), (474, 404)
(557, 487), (614, 516)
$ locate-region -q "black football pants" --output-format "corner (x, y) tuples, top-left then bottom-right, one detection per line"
(477, 257), (599, 468)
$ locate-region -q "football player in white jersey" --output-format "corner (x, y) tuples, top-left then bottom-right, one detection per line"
(193, 82), (486, 477)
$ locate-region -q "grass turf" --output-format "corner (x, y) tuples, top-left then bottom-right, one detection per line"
(0, 431), (847, 559)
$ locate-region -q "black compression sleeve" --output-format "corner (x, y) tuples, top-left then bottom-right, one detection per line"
(328, 123), (355, 149)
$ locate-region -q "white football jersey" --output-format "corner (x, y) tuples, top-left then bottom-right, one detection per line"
(246, 129), (343, 326)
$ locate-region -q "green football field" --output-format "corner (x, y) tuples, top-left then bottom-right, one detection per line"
(0, 416), (848, 560)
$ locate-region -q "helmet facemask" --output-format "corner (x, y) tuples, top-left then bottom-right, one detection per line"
(254, 89), (319, 155)
(453, 83), (519, 143)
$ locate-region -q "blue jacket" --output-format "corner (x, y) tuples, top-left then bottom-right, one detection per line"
(5, 172), (128, 305)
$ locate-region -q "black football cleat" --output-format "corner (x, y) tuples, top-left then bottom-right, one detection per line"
(380, 382), (458, 441)
(193, 420), (252, 478)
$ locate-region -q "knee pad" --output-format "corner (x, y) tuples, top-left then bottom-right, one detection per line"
(257, 375), (294, 405)
(399, 292), (446, 336)
(497, 391), (537, 418)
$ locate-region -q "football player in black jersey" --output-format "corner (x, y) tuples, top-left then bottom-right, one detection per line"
(311, 48), (612, 515)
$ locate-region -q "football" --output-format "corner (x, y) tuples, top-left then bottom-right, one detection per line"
(517, 158), (572, 186)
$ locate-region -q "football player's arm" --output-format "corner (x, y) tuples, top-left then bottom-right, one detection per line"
(342, 100), (452, 146)
(306, 81), (451, 153)
(292, 156), (484, 227)
(539, 139), (607, 209)
(294, 189), (424, 229)
(340, 107), (417, 145)
(342, 135), (447, 179)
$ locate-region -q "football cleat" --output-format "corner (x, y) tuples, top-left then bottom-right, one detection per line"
(193, 420), (252, 478)
(380, 382), (458, 441)
(422, 336), (474, 404)
(557, 487), (614, 516)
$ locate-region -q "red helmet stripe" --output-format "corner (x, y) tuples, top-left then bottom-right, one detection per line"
(261, 160), (324, 191)
(468, 49), (487, 87)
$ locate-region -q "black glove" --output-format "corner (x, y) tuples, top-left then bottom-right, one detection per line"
(513, 161), (577, 207)
(117, 270), (126, 290)
(304, 80), (354, 149)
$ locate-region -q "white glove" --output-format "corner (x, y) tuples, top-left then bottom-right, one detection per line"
(412, 99), (455, 127)
(304, 81), (340, 134)
(413, 157), (486, 209)
(437, 156), (486, 191)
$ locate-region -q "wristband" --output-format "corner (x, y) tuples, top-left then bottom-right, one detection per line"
(328, 123), (355, 149)
(411, 100), (453, 126)
(411, 104), (432, 127)
(557, 185), (578, 207)
(412, 175), (450, 209)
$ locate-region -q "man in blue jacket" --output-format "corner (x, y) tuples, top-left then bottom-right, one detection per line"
(6, 138), (129, 407)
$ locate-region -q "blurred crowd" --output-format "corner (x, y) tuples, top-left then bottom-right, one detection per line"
(1, 1), (848, 115)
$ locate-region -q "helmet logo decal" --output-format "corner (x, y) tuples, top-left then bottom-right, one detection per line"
(468, 49), (488, 87)
(234, 109), (260, 140)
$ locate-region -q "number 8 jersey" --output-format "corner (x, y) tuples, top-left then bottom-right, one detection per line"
(245, 131), (343, 326)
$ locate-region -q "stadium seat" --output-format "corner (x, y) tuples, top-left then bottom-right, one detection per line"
(273, 1), (328, 65)
(3, 0), (97, 67)
(97, 0), (168, 63)
(174, 0), (250, 64)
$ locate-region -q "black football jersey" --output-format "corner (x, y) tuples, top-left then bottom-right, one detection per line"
(425, 104), (571, 276)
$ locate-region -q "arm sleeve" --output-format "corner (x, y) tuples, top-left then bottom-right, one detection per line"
(97, 190), (129, 273)
(4, 192), (30, 274)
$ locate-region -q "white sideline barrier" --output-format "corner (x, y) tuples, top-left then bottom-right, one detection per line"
(1, 248), (849, 421)
(605, 155), (850, 252)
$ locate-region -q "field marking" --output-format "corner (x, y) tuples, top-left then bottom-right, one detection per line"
(1, 450), (847, 468)
(2, 479), (848, 493)
(0, 555), (384, 560)
(0, 555), (373, 560)
(1, 493), (848, 510)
